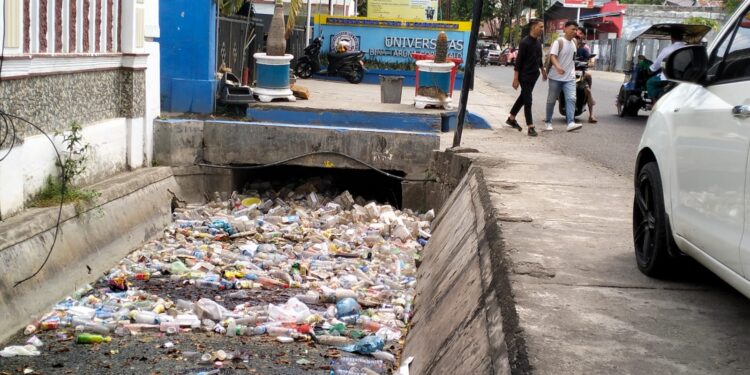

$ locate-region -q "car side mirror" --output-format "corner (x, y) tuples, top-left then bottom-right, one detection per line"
(664, 45), (708, 84)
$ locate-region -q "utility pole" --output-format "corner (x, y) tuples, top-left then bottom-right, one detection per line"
(452, 0), (484, 147)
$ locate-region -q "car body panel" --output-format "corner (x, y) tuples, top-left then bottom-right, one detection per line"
(636, 1), (750, 296)
(669, 81), (749, 274)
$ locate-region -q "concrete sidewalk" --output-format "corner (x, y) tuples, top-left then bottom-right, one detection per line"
(263, 77), (750, 373)
(441, 79), (750, 373)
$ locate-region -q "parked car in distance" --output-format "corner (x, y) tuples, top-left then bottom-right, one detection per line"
(499, 47), (517, 66)
(487, 44), (502, 65)
(633, 3), (750, 297)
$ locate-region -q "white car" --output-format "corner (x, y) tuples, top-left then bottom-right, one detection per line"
(634, 2), (750, 297)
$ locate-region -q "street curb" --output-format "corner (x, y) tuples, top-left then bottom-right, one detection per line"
(403, 151), (529, 374)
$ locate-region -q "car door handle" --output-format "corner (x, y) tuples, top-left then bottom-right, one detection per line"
(733, 105), (750, 118)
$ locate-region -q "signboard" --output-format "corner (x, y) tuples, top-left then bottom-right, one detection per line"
(316, 16), (471, 63)
(368, 0), (440, 20)
(563, 0), (593, 8)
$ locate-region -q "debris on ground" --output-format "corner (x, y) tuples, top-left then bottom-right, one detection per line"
(1, 179), (433, 374)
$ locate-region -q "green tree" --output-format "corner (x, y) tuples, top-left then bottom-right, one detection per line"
(683, 16), (720, 30)
(724, 0), (742, 15)
(217, 0), (245, 16)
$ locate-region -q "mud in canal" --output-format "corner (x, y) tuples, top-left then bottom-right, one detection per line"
(0, 177), (432, 374)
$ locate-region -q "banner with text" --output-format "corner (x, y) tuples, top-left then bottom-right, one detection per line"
(367, 0), (440, 20)
(315, 16), (472, 64)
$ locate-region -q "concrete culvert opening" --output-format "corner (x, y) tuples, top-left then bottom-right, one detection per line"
(230, 165), (406, 209)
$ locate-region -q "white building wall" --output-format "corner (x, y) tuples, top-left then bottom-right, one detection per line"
(0, 0), (160, 219)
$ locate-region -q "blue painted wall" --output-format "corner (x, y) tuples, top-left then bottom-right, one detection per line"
(158, 0), (217, 114)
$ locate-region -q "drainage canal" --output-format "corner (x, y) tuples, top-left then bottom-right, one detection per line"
(0, 164), (437, 375)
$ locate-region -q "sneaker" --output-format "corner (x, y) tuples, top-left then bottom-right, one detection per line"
(544, 122), (553, 131)
(527, 127), (538, 137)
(566, 122), (582, 132)
(506, 118), (523, 131)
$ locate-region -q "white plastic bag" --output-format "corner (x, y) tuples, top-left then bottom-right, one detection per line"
(268, 297), (311, 323)
(0, 345), (41, 357)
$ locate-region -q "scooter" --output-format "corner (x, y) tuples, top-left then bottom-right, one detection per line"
(294, 36), (365, 84)
(559, 54), (596, 118)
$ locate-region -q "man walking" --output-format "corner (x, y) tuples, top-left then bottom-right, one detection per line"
(506, 18), (546, 137)
(544, 21), (582, 132)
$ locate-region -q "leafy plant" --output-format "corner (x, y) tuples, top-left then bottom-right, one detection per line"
(684, 16), (720, 30)
(217, 0), (246, 16)
(57, 122), (91, 188)
(30, 122), (99, 214)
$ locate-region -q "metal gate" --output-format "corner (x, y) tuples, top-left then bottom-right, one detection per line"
(217, 16), (257, 79)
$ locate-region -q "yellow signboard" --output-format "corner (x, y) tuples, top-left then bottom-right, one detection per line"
(367, 0), (440, 21)
(315, 15), (472, 32)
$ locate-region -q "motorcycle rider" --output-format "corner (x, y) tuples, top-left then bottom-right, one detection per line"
(479, 46), (489, 66)
(576, 38), (598, 123)
(646, 30), (686, 101)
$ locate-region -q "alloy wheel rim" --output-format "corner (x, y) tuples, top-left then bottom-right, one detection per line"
(634, 175), (656, 263)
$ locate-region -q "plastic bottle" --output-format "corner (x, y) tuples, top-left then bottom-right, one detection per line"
(160, 322), (180, 334)
(67, 306), (96, 320)
(76, 322), (110, 335)
(227, 290), (252, 299)
(316, 335), (351, 346)
(266, 326), (296, 337)
(76, 334), (111, 344)
(175, 299), (194, 311)
(176, 314), (201, 328)
(246, 326), (267, 336)
(132, 311), (159, 324)
(257, 277), (286, 289)
(226, 319), (237, 337)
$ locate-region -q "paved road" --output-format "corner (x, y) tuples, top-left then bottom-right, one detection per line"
(476, 65), (647, 178)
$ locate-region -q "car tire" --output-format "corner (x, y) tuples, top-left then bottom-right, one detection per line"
(633, 162), (676, 277)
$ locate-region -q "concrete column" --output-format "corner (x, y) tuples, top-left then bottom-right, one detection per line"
(143, 41), (160, 166)
(120, 0), (144, 53)
(126, 117), (145, 168)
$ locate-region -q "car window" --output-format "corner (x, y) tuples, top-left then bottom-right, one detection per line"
(709, 8), (750, 83)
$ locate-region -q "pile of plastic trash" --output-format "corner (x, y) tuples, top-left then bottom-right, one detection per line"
(7, 180), (432, 373)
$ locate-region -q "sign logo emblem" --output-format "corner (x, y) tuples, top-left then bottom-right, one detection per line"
(331, 31), (360, 52)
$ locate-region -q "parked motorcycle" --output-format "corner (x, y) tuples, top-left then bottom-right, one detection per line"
(294, 36), (365, 84)
(558, 54), (596, 118)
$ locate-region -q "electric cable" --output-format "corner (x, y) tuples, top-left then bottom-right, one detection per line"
(0, 2), (66, 287)
(0, 113), (67, 288)
(197, 150), (438, 182)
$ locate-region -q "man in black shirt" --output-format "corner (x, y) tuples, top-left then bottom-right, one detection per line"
(506, 18), (547, 137)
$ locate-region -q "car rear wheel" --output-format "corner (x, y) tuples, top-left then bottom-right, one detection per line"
(633, 162), (676, 277)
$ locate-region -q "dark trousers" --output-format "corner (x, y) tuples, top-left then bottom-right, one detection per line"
(510, 79), (538, 125)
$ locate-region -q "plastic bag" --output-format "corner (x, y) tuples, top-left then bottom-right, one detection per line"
(268, 297), (311, 323)
(0, 345), (41, 357)
(340, 335), (385, 354)
(336, 298), (360, 319)
(194, 298), (229, 321)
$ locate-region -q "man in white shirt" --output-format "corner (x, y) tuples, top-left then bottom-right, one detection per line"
(646, 31), (686, 100)
(544, 20), (583, 132)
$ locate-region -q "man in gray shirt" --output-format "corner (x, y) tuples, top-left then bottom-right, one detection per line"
(544, 20), (583, 132)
